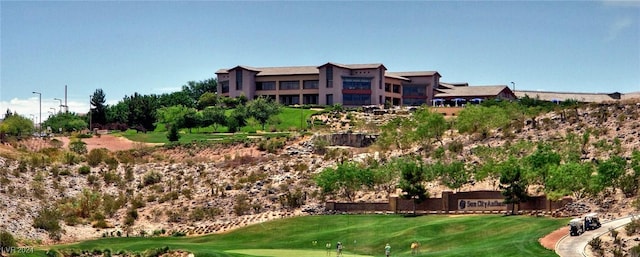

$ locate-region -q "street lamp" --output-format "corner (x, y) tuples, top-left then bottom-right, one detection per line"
(32, 91), (41, 131)
(510, 81), (516, 92)
(54, 98), (63, 113)
(89, 95), (93, 131)
(50, 107), (57, 114)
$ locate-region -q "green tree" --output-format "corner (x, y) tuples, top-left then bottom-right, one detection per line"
(247, 96), (281, 131)
(201, 106), (226, 132)
(126, 93), (158, 131)
(413, 107), (448, 146)
(398, 157), (429, 214)
(157, 105), (189, 128)
(158, 91), (196, 109)
(227, 105), (248, 133)
(197, 92), (219, 110)
(545, 162), (594, 200)
(525, 143), (561, 186)
(498, 157), (528, 215)
(90, 89), (108, 127)
(182, 78), (217, 103)
(167, 124), (180, 142)
(372, 158), (402, 198)
(377, 117), (414, 150)
(43, 112), (87, 133)
(314, 161), (374, 202)
(595, 156), (627, 192)
(433, 161), (469, 192)
(106, 101), (130, 125)
(455, 105), (509, 139)
(0, 113), (34, 138)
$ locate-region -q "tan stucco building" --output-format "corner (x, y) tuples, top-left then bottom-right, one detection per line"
(216, 62), (441, 106)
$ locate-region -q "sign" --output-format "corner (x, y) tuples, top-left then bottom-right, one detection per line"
(458, 199), (505, 211)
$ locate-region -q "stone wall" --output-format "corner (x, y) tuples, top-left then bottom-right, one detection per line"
(326, 191), (572, 214)
(315, 133), (378, 148)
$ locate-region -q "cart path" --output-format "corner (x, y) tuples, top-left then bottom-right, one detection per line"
(556, 215), (634, 257)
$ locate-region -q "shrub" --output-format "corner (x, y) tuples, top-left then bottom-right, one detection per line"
(63, 152), (80, 165)
(588, 237), (602, 251)
(233, 193), (250, 216)
(626, 218), (640, 236)
(33, 207), (61, 240)
(123, 208), (138, 226)
(189, 207), (205, 222)
(87, 148), (109, 167)
(69, 140), (87, 155)
(171, 232), (186, 237)
(78, 165), (91, 175)
(143, 171), (162, 186)
(0, 230), (17, 250)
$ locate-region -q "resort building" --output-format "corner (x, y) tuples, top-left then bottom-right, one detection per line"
(216, 62), (441, 106)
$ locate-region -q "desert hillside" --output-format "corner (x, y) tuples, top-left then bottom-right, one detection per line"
(1, 100), (639, 247)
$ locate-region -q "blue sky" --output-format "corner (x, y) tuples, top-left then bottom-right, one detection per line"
(1, 1), (639, 120)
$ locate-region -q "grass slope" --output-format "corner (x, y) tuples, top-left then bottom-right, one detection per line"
(118, 107), (318, 144)
(27, 215), (566, 257)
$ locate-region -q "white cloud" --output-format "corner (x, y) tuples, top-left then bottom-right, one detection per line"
(0, 97), (90, 121)
(154, 87), (182, 93)
(606, 16), (634, 42)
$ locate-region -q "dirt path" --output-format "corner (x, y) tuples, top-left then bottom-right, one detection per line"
(55, 134), (161, 152)
(539, 226), (568, 250)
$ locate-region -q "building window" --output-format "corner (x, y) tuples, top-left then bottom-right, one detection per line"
(303, 94), (318, 105)
(393, 84), (401, 93)
(279, 95), (300, 105)
(326, 94), (333, 105)
(235, 71), (243, 90)
(220, 81), (229, 93)
(303, 80), (319, 89)
(402, 84), (426, 96)
(402, 98), (427, 106)
(279, 81), (300, 90)
(342, 77), (372, 90)
(385, 83), (391, 92)
(256, 81), (276, 91)
(343, 94), (371, 106)
(379, 95), (383, 104)
(326, 66), (333, 88)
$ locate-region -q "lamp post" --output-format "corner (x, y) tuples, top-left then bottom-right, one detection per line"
(32, 91), (41, 131)
(510, 81), (515, 92)
(89, 95), (92, 131)
(54, 98), (63, 113)
(50, 107), (57, 114)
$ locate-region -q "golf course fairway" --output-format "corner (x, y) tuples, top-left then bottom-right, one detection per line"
(24, 214), (567, 257)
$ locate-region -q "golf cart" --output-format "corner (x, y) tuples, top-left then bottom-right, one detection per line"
(584, 213), (601, 231)
(569, 218), (584, 236)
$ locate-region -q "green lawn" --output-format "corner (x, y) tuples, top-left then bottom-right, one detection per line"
(117, 107), (319, 144)
(25, 215), (566, 257)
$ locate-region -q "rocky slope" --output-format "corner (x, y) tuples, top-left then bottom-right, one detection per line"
(0, 100), (639, 246)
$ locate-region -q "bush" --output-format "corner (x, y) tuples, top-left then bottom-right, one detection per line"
(78, 165), (91, 175)
(234, 193), (250, 216)
(143, 171), (162, 186)
(87, 148), (109, 167)
(588, 237), (602, 251)
(69, 140), (87, 155)
(626, 218), (640, 236)
(63, 152), (80, 165)
(0, 230), (17, 250)
(167, 125), (180, 142)
(33, 207), (61, 240)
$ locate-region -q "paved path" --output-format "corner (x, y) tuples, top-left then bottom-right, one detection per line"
(556, 215), (634, 257)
